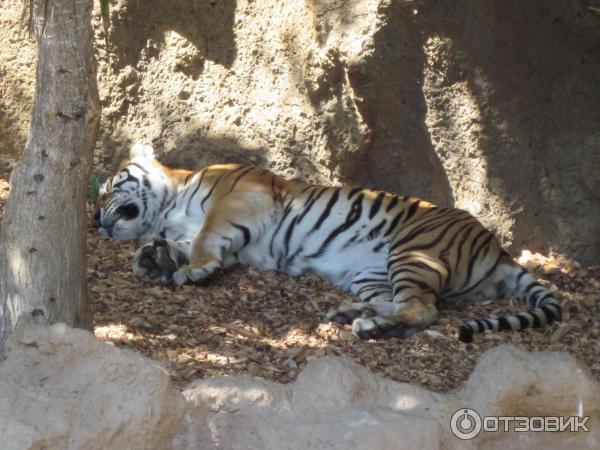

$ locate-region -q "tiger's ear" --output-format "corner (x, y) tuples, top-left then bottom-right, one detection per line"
(129, 143), (155, 160)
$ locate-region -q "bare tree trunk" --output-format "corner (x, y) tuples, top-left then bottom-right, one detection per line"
(0, 0), (100, 349)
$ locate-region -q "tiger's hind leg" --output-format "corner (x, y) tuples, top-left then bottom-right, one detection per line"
(356, 250), (450, 338)
(325, 268), (411, 339)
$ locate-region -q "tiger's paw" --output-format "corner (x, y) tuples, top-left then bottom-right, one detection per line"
(172, 261), (221, 286)
(351, 317), (406, 340)
(133, 237), (183, 284)
(325, 303), (377, 325)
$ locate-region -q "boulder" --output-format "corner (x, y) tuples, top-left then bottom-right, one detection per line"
(1, 325), (598, 449)
(0, 323), (186, 450)
(1, 1), (598, 263)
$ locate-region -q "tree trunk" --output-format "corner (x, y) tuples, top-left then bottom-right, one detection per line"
(0, 0), (100, 349)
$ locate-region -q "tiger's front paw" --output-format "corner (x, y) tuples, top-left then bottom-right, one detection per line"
(172, 260), (221, 286)
(133, 238), (183, 284)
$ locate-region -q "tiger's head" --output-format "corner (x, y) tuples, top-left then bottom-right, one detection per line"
(93, 143), (173, 240)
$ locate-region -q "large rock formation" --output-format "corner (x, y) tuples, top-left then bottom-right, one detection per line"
(1, 0), (598, 262)
(1, 323), (598, 449)
(0, 323), (186, 450)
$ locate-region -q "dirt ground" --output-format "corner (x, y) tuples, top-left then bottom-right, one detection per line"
(1, 167), (598, 393)
(86, 228), (600, 392)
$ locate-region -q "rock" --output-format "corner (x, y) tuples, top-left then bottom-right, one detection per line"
(183, 347), (600, 450)
(459, 345), (600, 420)
(0, 323), (186, 450)
(1, 326), (600, 450)
(1, 0), (598, 263)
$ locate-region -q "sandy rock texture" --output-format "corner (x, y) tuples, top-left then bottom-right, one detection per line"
(0, 323), (186, 450)
(1, 324), (598, 450)
(0, 0), (599, 262)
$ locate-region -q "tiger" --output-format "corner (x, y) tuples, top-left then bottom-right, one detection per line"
(92, 143), (562, 342)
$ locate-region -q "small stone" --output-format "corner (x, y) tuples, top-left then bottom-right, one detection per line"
(287, 359), (298, 369)
(247, 362), (260, 376)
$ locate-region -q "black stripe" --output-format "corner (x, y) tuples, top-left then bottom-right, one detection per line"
(516, 314), (530, 329)
(227, 166), (255, 193)
(231, 222), (251, 247)
(283, 215), (299, 257)
(383, 209), (404, 237)
(524, 282), (543, 295)
(386, 195), (399, 212)
(163, 199), (178, 220)
(457, 233), (494, 291)
(312, 189), (340, 231)
(200, 174), (226, 212)
(483, 319), (495, 330)
(352, 277), (390, 285)
(389, 210), (467, 252)
(392, 214), (473, 254)
(438, 221), (475, 285)
(391, 278), (433, 295)
(498, 317), (512, 330)
(390, 261), (444, 290)
(537, 292), (554, 304)
(369, 192), (386, 219)
(476, 320), (486, 333)
(129, 162), (149, 174)
(185, 171), (206, 214)
(541, 304), (560, 322)
(368, 219), (387, 240)
(444, 251), (503, 299)
(361, 291), (387, 302)
(308, 194), (363, 258)
(297, 188), (327, 224)
(269, 199), (294, 258)
(529, 289), (543, 308)
(302, 187), (319, 206)
(348, 187), (362, 199)
(516, 270), (528, 284)
(112, 169), (139, 189)
(403, 200), (421, 223)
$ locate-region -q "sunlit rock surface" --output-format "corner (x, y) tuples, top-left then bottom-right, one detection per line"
(1, 324), (598, 449)
(1, 0), (598, 262)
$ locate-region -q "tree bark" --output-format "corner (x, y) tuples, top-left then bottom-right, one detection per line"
(0, 0), (100, 349)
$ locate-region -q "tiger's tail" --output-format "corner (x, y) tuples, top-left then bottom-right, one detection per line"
(458, 262), (562, 343)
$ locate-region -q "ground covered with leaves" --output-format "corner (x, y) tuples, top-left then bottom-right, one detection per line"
(1, 170), (599, 392)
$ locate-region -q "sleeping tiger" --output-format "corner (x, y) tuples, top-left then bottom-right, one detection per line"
(93, 143), (561, 342)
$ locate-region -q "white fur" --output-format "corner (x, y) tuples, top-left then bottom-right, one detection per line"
(129, 142), (155, 160)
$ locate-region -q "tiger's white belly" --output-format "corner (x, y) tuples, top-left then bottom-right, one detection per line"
(237, 237), (387, 292)
(236, 217), (388, 292)
(152, 190), (389, 292)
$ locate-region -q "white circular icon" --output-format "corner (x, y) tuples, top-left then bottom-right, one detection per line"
(450, 408), (482, 440)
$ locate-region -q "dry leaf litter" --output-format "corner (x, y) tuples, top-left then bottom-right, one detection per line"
(1, 167), (599, 392)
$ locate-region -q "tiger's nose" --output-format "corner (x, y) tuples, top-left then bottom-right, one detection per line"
(92, 209), (101, 228)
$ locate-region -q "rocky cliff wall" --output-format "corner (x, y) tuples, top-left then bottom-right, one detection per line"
(1, 0), (598, 262)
